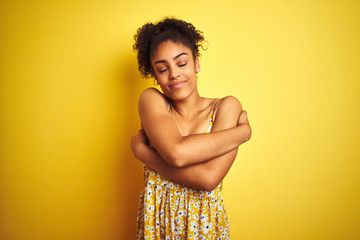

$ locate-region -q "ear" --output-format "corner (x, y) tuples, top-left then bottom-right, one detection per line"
(195, 57), (201, 72)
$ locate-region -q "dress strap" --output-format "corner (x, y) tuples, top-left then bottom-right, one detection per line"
(209, 98), (220, 123)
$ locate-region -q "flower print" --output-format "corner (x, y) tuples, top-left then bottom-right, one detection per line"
(175, 218), (181, 225)
(147, 189), (153, 196)
(220, 229), (229, 238)
(138, 168), (229, 239)
(200, 214), (209, 222)
(202, 221), (212, 234)
(176, 210), (183, 216)
(189, 220), (198, 232)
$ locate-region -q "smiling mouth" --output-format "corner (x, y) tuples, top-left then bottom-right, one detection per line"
(169, 80), (187, 89)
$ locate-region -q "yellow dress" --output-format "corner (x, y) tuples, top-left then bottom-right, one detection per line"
(137, 99), (230, 240)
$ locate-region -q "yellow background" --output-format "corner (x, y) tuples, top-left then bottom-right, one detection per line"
(1, 0), (359, 239)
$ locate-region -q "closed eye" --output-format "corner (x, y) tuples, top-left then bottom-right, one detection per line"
(159, 69), (167, 73)
(178, 63), (187, 67)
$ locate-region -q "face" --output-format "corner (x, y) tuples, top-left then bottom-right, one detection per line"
(151, 40), (200, 101)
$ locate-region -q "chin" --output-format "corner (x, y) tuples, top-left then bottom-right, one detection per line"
(167, 90), (195, 102)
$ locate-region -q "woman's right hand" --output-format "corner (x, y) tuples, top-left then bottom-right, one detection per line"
(131, 129), (148, 161)
(238, 110), (252, 141)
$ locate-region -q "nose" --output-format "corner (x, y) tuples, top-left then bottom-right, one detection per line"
(169, 68), (180, 80)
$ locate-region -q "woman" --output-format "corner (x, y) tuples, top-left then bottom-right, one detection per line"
(131, 17), (251, 239)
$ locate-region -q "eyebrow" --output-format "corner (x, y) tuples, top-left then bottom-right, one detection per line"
(154, 52), (188, 65)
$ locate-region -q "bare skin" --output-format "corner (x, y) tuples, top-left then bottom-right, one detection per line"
(131, 40), (251, 191)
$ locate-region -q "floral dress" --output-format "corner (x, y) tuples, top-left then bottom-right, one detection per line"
(137, 99), (230, 240)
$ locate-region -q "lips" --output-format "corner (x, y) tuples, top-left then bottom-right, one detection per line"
(169, 80), (187, 89)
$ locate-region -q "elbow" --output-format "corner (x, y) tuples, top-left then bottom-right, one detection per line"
(199, 174), (222, 192)
(167, 157), (184, 168)
(202, 181), (220, 192)
(164, 145), (187, 168)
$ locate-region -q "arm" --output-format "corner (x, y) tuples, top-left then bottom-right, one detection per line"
(132, 141), (237, 192)
(139, 88), (250, 167)
(132, 97), (251, 191)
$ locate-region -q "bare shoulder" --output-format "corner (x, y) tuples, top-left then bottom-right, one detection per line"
(211, 95), (242, 130)
(139, 87), (166, 103)
(214, 95), (242, 117)
(138, 87), (169, 113)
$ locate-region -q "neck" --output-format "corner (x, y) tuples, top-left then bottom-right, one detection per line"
(169, 90), (203, 117)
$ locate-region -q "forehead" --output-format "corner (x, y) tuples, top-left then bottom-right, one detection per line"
(152, 40), (193, 61)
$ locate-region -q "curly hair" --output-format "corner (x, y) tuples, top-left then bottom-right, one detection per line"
(133, 17), (206, 79)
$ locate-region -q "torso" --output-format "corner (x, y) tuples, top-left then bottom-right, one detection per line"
(137, 91), (230, 239)
(137, 98), (230, 239)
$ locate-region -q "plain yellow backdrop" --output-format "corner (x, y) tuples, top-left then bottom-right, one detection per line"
(1, 0), (359, 239)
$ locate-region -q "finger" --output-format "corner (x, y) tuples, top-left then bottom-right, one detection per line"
(138, 129), (146, 136)
(242, 111), (248, 120)
(238, 110), (249, 125)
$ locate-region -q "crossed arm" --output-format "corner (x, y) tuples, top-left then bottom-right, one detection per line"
(131, 88), (251, 191)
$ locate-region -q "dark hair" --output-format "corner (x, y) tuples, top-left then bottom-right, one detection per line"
(133, 17), (206, 79)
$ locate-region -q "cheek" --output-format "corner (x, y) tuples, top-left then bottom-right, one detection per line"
(155, 73), (166, 82)
(184, 66), (196, 76)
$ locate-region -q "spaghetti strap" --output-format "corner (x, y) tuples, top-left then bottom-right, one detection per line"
(204, 98), (221, 133)
(209, 98), (220, 123)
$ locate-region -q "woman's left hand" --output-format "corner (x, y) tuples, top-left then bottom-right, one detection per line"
(131, 129), (149, 161)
